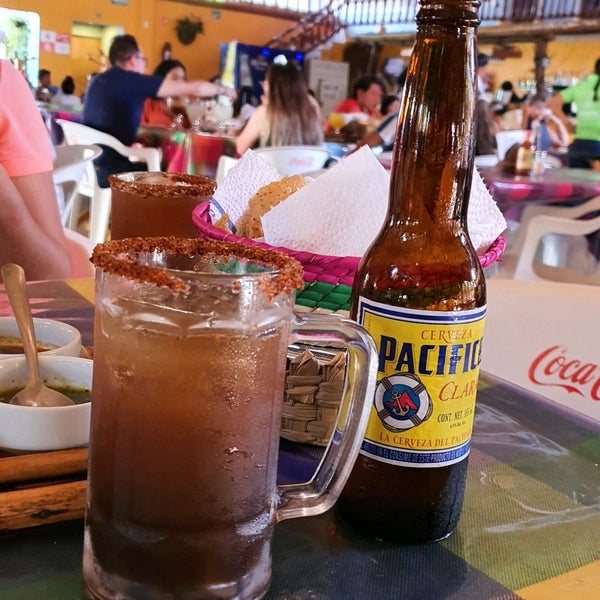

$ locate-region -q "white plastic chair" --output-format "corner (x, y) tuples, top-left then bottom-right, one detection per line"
(56, 119), (161, 245)
(253, 146), (337, 176)
(494, 197), (600, 285)
(53, 144), (102, 229)
(63, 228), (95, 278)
(215, 155), (239, 185)
(495, 129), (527, 160)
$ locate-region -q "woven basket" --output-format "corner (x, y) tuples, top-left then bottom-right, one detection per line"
(192, 202), (507, 315)
(193, 201), (506, 445)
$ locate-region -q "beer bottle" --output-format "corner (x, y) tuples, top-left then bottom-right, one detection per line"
(515, 129), (536, 176)
(338, 0), (486, 544)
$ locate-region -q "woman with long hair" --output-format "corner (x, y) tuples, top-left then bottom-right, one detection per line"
(235, 62), (323, 155)
(547, 57), (600, 169)
(141, 59), (189, 129)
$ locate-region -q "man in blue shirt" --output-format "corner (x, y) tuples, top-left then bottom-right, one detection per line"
(83, 34), (235, 186)
(35, 69), (60, 102)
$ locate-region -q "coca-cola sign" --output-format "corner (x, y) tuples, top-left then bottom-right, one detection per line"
(528, 345), (600, 400)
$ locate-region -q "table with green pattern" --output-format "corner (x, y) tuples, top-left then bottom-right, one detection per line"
(0, 279), (598, 600)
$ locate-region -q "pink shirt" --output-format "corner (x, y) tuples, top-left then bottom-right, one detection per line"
(0, 61), (53, 177)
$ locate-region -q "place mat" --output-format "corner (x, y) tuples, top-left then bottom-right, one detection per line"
(0, 279), (95, 348)
(0, 374), (598, 599)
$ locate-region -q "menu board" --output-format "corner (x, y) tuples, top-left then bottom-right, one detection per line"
(305, 59), (350, 117)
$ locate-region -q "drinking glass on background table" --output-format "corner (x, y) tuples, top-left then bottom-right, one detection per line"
(108, 172), (216, 239)
(327, 112), (346, 135)
(84, 237), (377, 600)
(165, 95), (190, 129)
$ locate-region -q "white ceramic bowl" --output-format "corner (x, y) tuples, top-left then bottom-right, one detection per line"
(0, 355), (92, 452)
(0, 317), (82, 360)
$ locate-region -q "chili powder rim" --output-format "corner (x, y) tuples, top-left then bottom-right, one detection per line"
(91, 236), (304, 298)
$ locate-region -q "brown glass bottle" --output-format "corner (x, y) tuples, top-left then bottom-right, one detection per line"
(515, 130), (536, 176)
(338, 0), (486, 544)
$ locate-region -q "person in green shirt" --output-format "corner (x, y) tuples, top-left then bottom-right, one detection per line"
(548, 58), (600, 169)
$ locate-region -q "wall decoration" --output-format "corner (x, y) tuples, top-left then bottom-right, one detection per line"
(175, 16), (203, 46)
(40, 30), (71, 55)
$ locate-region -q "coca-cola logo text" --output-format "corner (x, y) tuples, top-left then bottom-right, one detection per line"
(289, 157), (314, 167)
(528, 345), (600, 399)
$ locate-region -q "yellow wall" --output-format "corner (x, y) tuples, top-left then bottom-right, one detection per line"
(479, 38), (600, 94)
(2, 0), (295, 93)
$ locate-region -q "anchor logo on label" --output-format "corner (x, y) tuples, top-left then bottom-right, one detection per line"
(374, 373), (433, 433)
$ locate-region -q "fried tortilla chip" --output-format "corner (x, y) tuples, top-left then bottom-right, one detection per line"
(236, 175), (308, 238)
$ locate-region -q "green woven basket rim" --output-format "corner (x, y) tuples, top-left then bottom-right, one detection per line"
(295, 280), (352, 313)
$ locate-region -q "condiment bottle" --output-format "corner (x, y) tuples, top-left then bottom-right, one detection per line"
(515, 129), (536, 176)
(338, 0), (486, 544)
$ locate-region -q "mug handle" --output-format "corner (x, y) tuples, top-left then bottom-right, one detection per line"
(276, 312), (377, 521)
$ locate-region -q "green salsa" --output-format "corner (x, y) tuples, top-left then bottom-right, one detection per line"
(0, 385), (90, 405)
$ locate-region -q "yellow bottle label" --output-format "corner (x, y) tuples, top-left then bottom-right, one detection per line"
(356, 297), (486, 468)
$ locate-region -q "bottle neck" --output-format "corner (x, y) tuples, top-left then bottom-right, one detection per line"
(388, 0), (480, 227)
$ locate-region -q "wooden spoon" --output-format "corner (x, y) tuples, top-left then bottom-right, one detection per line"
(0, 263), (74, 407)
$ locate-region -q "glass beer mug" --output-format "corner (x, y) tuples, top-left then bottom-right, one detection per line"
(84, 237), (376, 600)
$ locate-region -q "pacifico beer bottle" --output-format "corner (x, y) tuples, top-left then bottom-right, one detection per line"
(338, 0), (486, 543)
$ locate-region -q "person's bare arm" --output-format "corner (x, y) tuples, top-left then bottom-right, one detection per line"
(157, 79), (236, 100)
(309, 95), (325, 129)
(0, 166), (70, 281)
(543, 108), (570, 147)
(546, 92), (573, 134)
(355, 130), (385, 150)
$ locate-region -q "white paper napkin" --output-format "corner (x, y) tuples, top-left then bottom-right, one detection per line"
(262, 147), (389, 256)
(213, 146), (506, 257)
(261, 146), (506, 256)
(211, 150), (281, 225)
(468, 167), (507, 253)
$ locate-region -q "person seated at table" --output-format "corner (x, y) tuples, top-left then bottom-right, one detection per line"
(353, 71), (406, 151)
(0, 60), (70, 281)
(380, 94), (400, 117)
(324, 75), (387, 137)
(233, 85), (258, 125)
(332, 75), (386, 120)
(235, 62), (323, 155)
(51, 76), (82, 108)
(355, 112), (399, 152)
(83, 34), (235, 187)
(35, 68), (60, 103)
(520, 93), (569, 152)
(140, 59), (190, 129)
(547, 57), (600, 169)
(493, 80), (524, 113)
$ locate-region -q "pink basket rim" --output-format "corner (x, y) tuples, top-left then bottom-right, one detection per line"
(192, 202), (506, 270)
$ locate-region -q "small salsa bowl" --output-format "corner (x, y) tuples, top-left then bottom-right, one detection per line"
(0, 355), (92, 453)
(0, 317), (82, 360)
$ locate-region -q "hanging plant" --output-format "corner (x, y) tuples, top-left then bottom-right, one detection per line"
(175, 16), (204, 46)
